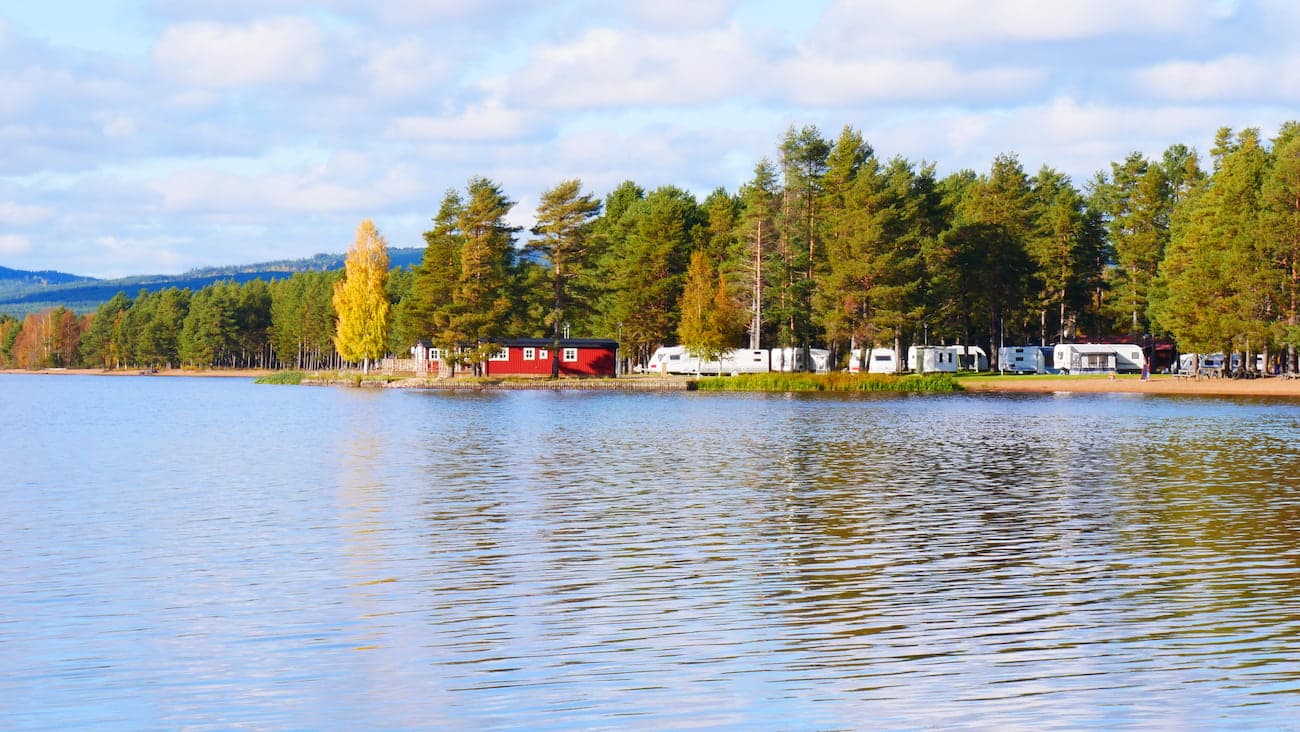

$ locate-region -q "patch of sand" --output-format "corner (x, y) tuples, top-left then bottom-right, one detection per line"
(961, 374), (1300, 397)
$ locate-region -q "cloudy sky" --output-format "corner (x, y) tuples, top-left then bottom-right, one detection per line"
(1, 0), (1296, 278)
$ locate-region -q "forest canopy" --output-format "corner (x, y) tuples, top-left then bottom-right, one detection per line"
(4, 122), (1299, 374)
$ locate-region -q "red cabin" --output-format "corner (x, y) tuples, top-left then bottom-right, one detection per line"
(481, 338), (618, 377)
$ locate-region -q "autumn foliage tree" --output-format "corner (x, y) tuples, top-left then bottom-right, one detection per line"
(332, 219), (391, 373)
(678, 250), (743, 372)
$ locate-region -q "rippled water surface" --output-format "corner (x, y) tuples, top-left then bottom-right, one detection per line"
(3, 375), (1300, 730)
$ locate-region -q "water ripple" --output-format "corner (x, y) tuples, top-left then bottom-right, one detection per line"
(2, 379), (1300, 729)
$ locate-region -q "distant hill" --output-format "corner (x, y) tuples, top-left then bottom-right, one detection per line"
(0, 266), (90, 287)
(0, 247), (425, 317)
(180, 247), (425, 277)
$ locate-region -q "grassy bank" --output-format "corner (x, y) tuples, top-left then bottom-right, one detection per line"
(254, 370), (305, 385)
(695, 372), (963, 393)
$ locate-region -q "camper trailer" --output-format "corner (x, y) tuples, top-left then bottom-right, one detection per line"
(649, 346), (773, 375)
(953, 345), (989, 372)
(848, 348), (900, 374)
(907, 346), (959, 374)
(1053, 343), (1146, 374)
(771, 347), (831, 373)
(998, 346), (1054, 374)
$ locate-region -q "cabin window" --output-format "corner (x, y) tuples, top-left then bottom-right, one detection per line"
(563, 348), (578, 362)
(523, 347), (535, 360)
(538, 349), (548, 360)
(489, 348), (509, 361)
(429, 348), (442, 361)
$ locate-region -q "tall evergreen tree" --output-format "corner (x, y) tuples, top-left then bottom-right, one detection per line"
(734, 160), (780, 349)
(596, 186), (699, 367)
(529, 179), (602, 376)
(395, 189), (464, 352)
(1155, 128), (1268, 358)
(1261, 126), (1300, 370)
(1029, 167), (1103, 344)
(775, 125), (830, 351)
(448, 177), (519, 370)
(80, 292), (133, 369)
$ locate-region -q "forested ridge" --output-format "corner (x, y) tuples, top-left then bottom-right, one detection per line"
(3, 122), (1298, 373)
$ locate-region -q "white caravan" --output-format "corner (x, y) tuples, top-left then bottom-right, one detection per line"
(907, 346), (959, 374)
(848, 348), (900, 374)
(998, 346), (1048, 374)
(954, 345), (989, 372)
(771, 347), (831, 373)
(647, 346), (772, 375)
(1053, 343), (1146, 374)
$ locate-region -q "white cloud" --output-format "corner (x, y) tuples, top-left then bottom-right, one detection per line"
(154, 167), (375, 215)
(0, 233), (31, 254)
(358, 0), (541, 26)
(388, 99), (539, 141)
(153, 17), (327, 87)
(511, 26), (755, 109)
(814, 0), (1202, 51)
(1135, 54), (1300, 102)
(773, 55), (1044, 105)
(0, 201), (55, 225)
(868, 97), (1232, 183)
(363, 37), (447, 99)
(624, 0), (739, 31)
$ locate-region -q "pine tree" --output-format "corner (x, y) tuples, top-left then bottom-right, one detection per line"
(448, 177), (519, 371)
(332, 219), (391, 373)
(1155, 128), (1267, 358)
(1029, 167), (1102, 344)
(734, 160), (780, 349)
(1261, 126), (1300, 370)
(529, 179), (601, 376)
(596, 186), (699, 367)
(775, 125), (830, 351)
(395, 189), (463, 353)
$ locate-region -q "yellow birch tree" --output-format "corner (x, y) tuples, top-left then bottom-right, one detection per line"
(333, 219), (391, 373)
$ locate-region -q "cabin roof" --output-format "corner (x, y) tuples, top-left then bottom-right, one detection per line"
(493, 338), (618, 349)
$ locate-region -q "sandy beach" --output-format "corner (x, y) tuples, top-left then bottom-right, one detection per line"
(960, 373), (1300, 397)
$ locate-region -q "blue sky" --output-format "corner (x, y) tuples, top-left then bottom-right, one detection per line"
(1, 0), (1296, 278)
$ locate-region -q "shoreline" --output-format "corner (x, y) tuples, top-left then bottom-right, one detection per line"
(959, 373), (1300, 397)
(1, 367), (273, 379)
(6, 367), (1300, 398)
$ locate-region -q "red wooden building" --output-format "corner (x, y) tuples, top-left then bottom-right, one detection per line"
(481, 338), (618, 377)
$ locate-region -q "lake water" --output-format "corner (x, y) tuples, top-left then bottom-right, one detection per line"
(3, 374), (1300, 730)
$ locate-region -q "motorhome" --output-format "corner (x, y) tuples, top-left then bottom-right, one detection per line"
(848, 348), (900, 374)
(907, 345), (959, 374)
(1053, 343), (1146, 374)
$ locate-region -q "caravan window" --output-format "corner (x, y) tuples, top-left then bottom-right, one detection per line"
(874, 354), (890, 362)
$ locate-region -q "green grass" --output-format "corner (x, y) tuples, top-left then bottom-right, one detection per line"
(694, 372), (963, 393)
(254, 370), (305, 385)
(957, 372), (1142, 383)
